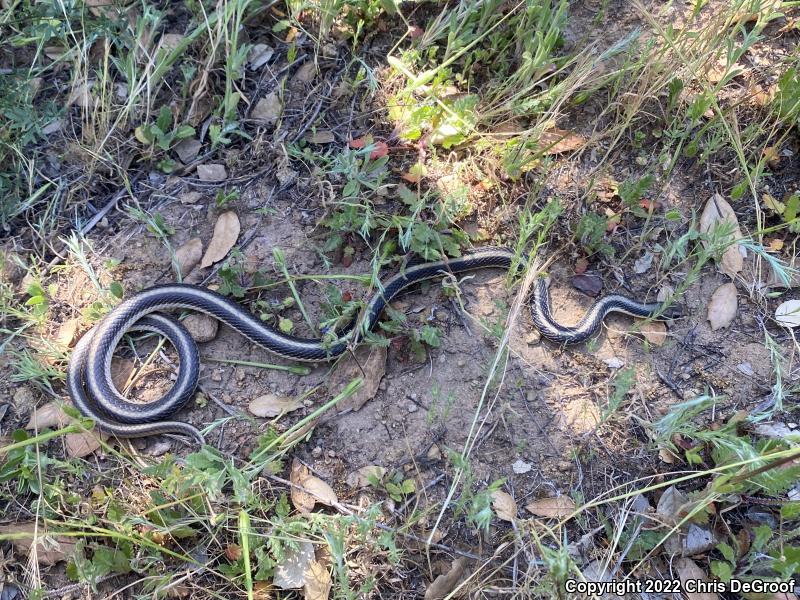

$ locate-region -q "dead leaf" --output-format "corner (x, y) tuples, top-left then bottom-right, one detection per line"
(539, 128), (586, 155)
(346, 465), (386, 488)
(307, 130), (335, 144)
(66, 430), (105, 458)
(25, 402), (71, 431)
(174, 138), (202, 164)
(659, 447), (678, 464)
(274, 539), (315, 589)
(775, 299), (800, 329)
(68, 80), (96, 108)
(200, 211), (240, 268)
(656, 485), (688, 524)
(304, 476), (337, 507)
(699, 194), (744, 278)
(54, 318), (80, 348)
(174, 237), (203, 278)
(251, 93), (282, 124)
(0, 523), (77, 566)
(763, 146), (781, 168)
(159, 33), (185, 51)
(571, 274), (603, 297)
(248, 43), (274, 70)
(290, 459), (316, 513)
(425, 558), (468, 600)
(637, 319), (667, 346)
(634, 251), (654, 274)
(110, 357), (135, 390)
(707, 282), (737, 330)
(304, 560), (332, 600)
(44, 45), (69, 61)
(525, 495), (576, 518)
(327, 345), (387, 413)
(196, 164), (227, 182)
(368, 141), (389, 159)
(293, 62), (316, 84)
(248, 394), (302, 418)
(491, 490), (517, 522)
(675, 558), (719, 600)
(764, 193), (786, 216)
(224, 544), (242, 561)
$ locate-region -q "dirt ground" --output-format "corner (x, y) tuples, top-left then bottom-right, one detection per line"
(2, 0), (800, 596)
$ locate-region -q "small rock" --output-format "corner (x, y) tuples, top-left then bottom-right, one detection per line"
(683, 524), (715, 556)
(457, 359), (466, 367)
(312, 446), (323, 458)
(147, 440), (173, 457)
(512, 459), (532, 474)
(179, 191), (203, 204)
(211, 370), (223, 382)
(426, 445), (442, 460)
(196, 164), (227, 182)
(603, 357), (625, 369)
(182, 313), (219, 342)
(12, 387), (35, 411)
(327, 450), (336, 458)
(174, 138), (202, 163)
(408, 403), (418, 413)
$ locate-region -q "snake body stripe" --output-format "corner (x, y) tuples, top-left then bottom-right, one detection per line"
(66, 247), (681, 443)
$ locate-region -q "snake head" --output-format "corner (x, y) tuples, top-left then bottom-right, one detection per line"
(661, 304), (685, 319)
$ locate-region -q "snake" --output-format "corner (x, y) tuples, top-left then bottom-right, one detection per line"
(66, 247), (682, 443)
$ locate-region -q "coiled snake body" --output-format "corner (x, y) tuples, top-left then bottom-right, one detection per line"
(67, 247), (681, 443)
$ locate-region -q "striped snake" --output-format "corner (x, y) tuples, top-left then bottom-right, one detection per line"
(66, 247), (681, 443)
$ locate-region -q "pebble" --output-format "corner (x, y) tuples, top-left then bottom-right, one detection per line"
(408, 403), (418, 413)
(525, 330), (541, 345)
(457, 359), (466, 368)
(183, 313), (219, 343)
(12, 386), (35, 410)
(312, 446), (323, 458)
(211, 370), (223, 382)
(379, 380), (387, 391)
(408, 392), (417, 400)
(327, 450), (336, 458)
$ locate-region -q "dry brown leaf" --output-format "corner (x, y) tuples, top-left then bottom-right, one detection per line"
(659, 447), (678, 464)
(303, 476), (337, 507)
(248, 394), (302, 418)
(44, 45), (69, 61)
(307, 130), (336, 144)
(539, 128), (587, 155)
(490, 490), (517, 522)
(248, 44), (274, 70)
(274, 540), (315, 589)
(293, 62), (316, 84)
(637, 319), (667, 346)
(290, 458), (316, 513)
(200, 211), (240, 268)
(327, 345), (387, 413)
(68, 80), (96, 108)
(675, 558), (719, 600)
(54, 318), (80, 348)
(175, 237), (203, 278)
(158, 33), (185, 51)
(110, 357), (135, 390)
(424, 558), (468, 600)
(525, 495), (576, 518)
(346, 465), (386, 488)
(707, 283), (737, 331)
(656, 485), (688, 524)
(196, 164), (227, 182)
(304, 560), (332, 600)
(251, 93), (282, 124)
(25, 402), (71, 431)
(699, 194), (744, 278)
(66, 430), (105, 458)
(0, 523), (78, 566)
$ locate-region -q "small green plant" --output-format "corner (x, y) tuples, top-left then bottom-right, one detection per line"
(134, 106), (196, 172)
(574, 211), (613, 256)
